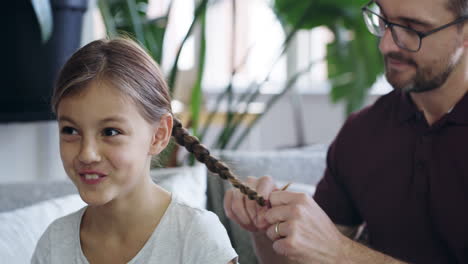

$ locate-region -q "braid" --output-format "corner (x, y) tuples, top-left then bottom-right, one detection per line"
(172, 118), (269, 207)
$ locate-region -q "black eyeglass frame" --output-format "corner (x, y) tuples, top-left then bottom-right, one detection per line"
(361, 0), (468, 52)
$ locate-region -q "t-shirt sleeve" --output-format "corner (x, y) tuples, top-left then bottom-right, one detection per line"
(313, 117), (363, 226)
(183, 211), (238, 264)
(30, 225), (52, 264)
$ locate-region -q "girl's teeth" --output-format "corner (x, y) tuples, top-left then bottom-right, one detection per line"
(84, 174), (100, 180)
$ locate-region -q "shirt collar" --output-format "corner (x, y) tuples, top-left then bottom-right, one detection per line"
(447, 91), (468, 125)
(397, 90), (420, 123)
(397, 90), (468, 125)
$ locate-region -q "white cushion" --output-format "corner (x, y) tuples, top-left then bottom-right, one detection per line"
(0, 194), (86, 263)
(151, 164), (207, 209)
(0, 165), (207, 263)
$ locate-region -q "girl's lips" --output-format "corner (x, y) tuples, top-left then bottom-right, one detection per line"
(78, 170), (108, 185)
(78, 170), (107, 176)
(80, 174), (106, 184)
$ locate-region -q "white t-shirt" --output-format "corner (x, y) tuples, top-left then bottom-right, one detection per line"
(31, 196), (238, 264)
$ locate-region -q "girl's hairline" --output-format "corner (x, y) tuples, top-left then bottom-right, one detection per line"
(53, 77), (172, 124)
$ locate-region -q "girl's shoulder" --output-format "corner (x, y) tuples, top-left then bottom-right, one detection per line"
(166, 195), (223, 230)
(31, 207), (86, 263)
(46, 206), (86, 236)
(144, 196), (237, 263)
(158, 195), (232, 244)
(169, 195), (209, 216)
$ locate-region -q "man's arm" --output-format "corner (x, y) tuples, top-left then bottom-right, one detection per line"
(262, 192), (411, 264)
(251, 224), (407, 264)
(335, 225), (407, 263)
(251, 225), (359, 264)
(340, 235), (408, 264)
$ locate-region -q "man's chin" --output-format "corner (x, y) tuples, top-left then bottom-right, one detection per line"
(385, 72), (413, 92)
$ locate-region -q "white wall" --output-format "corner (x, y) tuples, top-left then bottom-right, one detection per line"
(0, 121), (66, 183)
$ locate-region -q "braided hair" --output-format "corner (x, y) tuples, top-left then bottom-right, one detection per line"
(52, 37), (269, 207)
(172, 118), (268, 206)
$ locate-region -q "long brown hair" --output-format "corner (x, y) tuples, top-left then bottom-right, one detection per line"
(52, 37), (268, 207)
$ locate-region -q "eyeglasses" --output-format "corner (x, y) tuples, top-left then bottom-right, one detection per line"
(362, 0), (468, 52)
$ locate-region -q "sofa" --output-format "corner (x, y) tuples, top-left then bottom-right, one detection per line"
(0, 145), (327, 264)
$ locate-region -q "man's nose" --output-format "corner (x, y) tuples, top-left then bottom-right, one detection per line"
(379, 27), (400, 54)
(78, 139), (101, 165)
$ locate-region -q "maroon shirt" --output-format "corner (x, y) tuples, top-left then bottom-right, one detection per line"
(314, 89), (468, 264)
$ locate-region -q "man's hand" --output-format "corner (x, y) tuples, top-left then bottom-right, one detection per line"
(224, 176), (276, 232)
(263, 191), (347, 263)
(224, 179), (406, 264)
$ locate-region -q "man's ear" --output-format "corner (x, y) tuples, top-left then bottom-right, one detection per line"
(463, 24), (468, 47)
(149, 113), (173, 156)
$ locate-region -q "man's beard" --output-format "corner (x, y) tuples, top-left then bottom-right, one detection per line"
(384, 52), (457, 94)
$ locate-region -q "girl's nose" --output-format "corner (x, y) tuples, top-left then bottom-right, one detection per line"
(78, 139), (101, 165)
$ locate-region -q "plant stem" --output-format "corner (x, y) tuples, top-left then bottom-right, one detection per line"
(232, 56), (326, 149)
(215, 1), (317, 149)
(167, 0), (209, 94)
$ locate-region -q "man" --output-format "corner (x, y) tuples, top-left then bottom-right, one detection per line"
(224, 0), (468, 263)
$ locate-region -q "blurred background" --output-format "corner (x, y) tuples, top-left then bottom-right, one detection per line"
(2, 0), (393, 183)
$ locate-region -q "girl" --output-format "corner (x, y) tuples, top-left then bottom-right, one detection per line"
(31, 37), (264, 263)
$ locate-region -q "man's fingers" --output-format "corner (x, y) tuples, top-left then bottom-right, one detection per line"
(266, 220), (291, 241)
(256, 176), (276, 198)
(269, 191), (311, 207)
(254, 176), (276, 227)
(224, 189), (234, 219)
(224, 189), (243, 225)
(256, 176), (276, 194)
(225, 188), (258, 231)
(245, 177), (259, 223)
(264, 204), (290, 224)
(272, 237), (296, 259)
(225, 176), (284, 232)
(232, 187), (253, 226)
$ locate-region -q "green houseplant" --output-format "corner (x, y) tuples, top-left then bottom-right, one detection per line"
(273, 0), (383, 115)
(96, 0), (383, 165)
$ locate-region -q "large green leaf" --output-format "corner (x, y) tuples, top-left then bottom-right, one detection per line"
(273, 0), (360, 29)
(142, 16), (168, 63)
(98, 0), (118, 37)
(167, 0), (209, 94)
(274, 0), (383, 114)
(189, 10), (207, 137)
(327, 20), (382, 113)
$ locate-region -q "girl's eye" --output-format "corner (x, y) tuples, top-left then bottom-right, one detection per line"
(61, 126), (78, 135)
(102, 128), (121, 137)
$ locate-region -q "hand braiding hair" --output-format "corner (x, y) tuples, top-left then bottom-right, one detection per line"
(172, 118), (269, 207)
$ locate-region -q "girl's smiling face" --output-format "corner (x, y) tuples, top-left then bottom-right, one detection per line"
(57, 81), (163, 206)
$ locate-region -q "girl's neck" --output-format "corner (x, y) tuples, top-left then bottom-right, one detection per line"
(82, 176), (172, 240)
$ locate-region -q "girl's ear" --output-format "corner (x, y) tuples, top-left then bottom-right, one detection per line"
(149, 113), (173, 156)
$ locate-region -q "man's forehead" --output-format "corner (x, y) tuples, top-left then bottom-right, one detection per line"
(376, 0), (453, 23)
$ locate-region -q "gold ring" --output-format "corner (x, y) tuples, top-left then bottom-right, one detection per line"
(275, 222), (281, 238)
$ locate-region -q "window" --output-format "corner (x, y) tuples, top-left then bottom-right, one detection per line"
(201, 0), (333, 94)
(89, 0), (362, 95)
(156, 0), (334, 94)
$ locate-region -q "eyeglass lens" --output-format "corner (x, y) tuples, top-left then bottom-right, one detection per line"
(363, 2), (421, 51)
